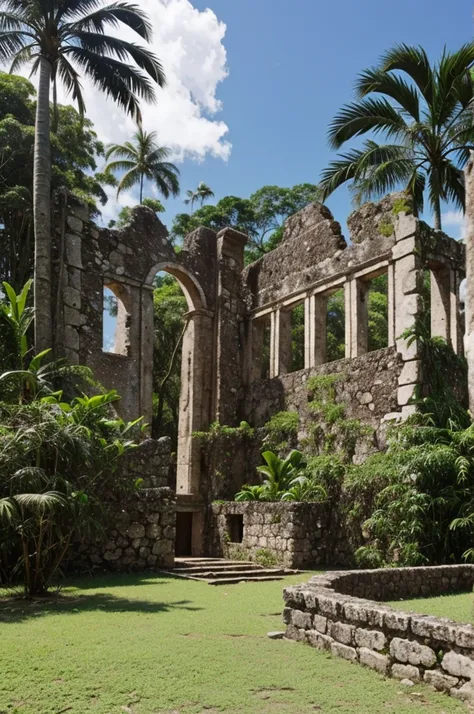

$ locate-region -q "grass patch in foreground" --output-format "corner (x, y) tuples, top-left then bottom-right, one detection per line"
(387, 590), (474, 624)
(0, 572), (466, 714)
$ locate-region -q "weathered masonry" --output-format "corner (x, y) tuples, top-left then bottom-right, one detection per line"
(50, 192), (465, 559)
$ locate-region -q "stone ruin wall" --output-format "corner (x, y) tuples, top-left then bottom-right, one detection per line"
(50, 191), (466, 562)
(284, 566), (474, 704)
(66, 438), (176, 572)
(210, 501), (351, 568)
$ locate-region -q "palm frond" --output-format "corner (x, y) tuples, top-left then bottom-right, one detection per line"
(104, 159), (136, 173)
(57, 54), (86, 115)
(327, 97), (408, 149)
(0, 30), (30, 59)
(8, 42), (37, 73)
(356, 68), (420, 121)
(65, 2), (153, 42)
(116, 166), (140, 195)
(13, 491), (66, 513)
(69, 31), (164, 85)
(380, 44), (434, 105)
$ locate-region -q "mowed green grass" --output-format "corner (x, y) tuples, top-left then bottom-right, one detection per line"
(0, 573), (466, 714)
(387, 591), (474, 624)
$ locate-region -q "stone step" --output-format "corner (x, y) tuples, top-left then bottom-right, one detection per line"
(174, 558), (253, 566)
(173, 563), (262, 574)
(182, 568), (297, 580)
(208, 575), (287, 585)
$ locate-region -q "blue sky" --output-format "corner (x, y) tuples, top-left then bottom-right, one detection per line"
(154, 0), (474, 240)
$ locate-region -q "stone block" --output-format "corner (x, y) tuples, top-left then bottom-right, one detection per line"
(391, 663), (421, 682)
(146, 523), (160, 540)
(65, 233), (82, 268)
(306, 629), (333, 650)
(64, 325), (79, 351)
(331, 641), (357, 662)
(344, 601), (368, 624)
(128, 522), (145, 539)
(67, 215), (83, 233)
(455, 625), (474, 649)
(291, 610), (312, 630)
(354, 628), (386, 651)
(283, 608), (292, 625)
(442, 650), (474, 679)
(359, 648), (389, 674)
(410, 615), (456, 643)
(392, 235), (417, 260)
(390, 638), (436, 667)
(64, 306), (87, 327)
(63, 286), (81, 309)
(398, 360), (421, 386)
(329, 621), (354, 645)
(317, 595), (340, 618)
(312, 614), (328, 634)
(397, 384), (416, 407)
(285, 624), (306, 642)
(423, 670), (458, 691)
(451, 682), (474, 703)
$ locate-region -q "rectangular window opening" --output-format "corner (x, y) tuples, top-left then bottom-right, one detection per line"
(367, 272), (389, 352)
(226, 514), (244, 543)
(326, 288), (345, 362)
(102, 283), (130, 356)
(290, 303), (305, 372)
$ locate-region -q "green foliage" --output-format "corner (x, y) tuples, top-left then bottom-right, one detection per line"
(193, 421), (255, 445)
(234, 450), (327, 504)
(321, 44), (474, 228)
(254, 548), (278, 567)
(0, 283), (141, 595)
(263, 411), (299, 452)
(109, 198), (165, 229)
(152, 275), (187, 445)
(171, 183), (322, 259)
(392, 197), (412, 216)
(378, 218), (394, 237)
(0, 73), (112, 289)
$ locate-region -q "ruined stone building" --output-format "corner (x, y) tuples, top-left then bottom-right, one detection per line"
(53, 192), (465, 570)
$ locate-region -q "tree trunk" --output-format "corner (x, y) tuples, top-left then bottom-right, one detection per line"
(464, 157), (474, 412)
(140, 173), (144, 204)
(433, 195), (442, 230)
(33, 57), (53, 353)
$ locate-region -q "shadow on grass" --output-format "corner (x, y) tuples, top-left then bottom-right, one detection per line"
(58, 570), (181, 591)
(0, 588), (202, 624)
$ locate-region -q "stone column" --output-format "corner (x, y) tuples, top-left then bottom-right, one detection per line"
(304, 294), (327, 368)
(465, 159), (474, 411)
(269, 309), (279, 378)
(430, 265), (451, 341)
(345, 278), (368, 358)
(213, 227), (248, 424)
(393, 212), (423, 416)
(176, 308), (214, 495)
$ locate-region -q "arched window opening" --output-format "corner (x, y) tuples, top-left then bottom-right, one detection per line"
(102, 282), (130, 355)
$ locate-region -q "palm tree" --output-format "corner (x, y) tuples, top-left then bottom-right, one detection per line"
(184, 181), (214, 213)
(0, 0), (165, 353)
(105, 126), (180, 204)
(320, 44), (474, 230)
(196, 181), (214, 207)
(184, 188), (199, 214)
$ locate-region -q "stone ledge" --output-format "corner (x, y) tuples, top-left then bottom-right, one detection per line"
(283, 565), (474, 704)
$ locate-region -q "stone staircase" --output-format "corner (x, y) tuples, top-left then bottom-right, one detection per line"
(171, 557), (299, 585)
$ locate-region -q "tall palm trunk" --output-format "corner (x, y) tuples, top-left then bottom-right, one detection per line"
(433, 196), (442, 231)
(33, 56), (53, 353)
(139, 173), (144, 204)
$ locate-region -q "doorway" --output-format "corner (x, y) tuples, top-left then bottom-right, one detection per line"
(175, 512), (193, 556)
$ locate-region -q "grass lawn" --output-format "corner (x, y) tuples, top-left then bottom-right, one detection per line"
(387, 591), (474, 624)
(0, 572), (467, 714)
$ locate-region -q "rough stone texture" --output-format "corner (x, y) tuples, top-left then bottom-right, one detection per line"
(210, 501), (345, 568)
(50, 192), (465, 559)
(392, 664), (421, 682)
(67, 487), (176, 571)
(283, 566), (474, 703)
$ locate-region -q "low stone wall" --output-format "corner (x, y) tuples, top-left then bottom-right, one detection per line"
(210, 501), (350, 568)
(119, 437), (172, 489)
(283, 566), (474, 704)
(69, 487), (176, 571)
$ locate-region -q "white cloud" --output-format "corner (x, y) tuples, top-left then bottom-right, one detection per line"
(61, 0), (230, 161)
(12, 1), (231, 218)
(440, 210), (467, 241)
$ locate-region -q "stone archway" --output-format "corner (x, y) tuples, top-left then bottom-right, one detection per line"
(142, 262), (214, 499)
